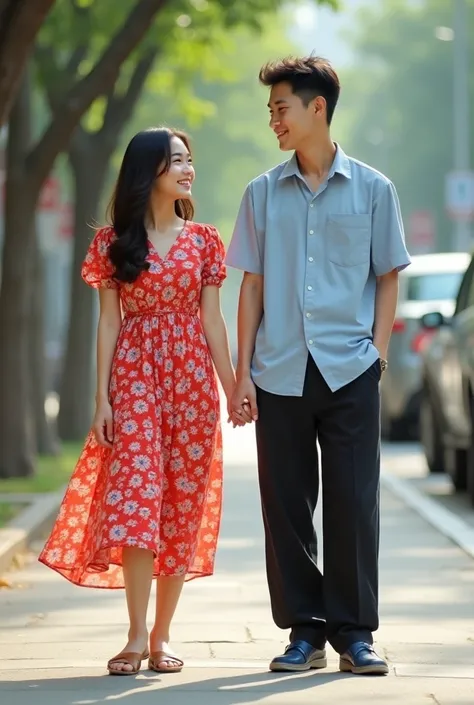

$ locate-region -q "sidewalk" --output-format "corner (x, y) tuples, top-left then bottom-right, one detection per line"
(0, 423), (473, 704)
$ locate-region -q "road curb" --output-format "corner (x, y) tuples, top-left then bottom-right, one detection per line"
(0, 488), (64, 576)
(381, 471), (474, 560)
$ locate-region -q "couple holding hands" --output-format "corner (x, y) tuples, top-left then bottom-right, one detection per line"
(39, 54), (410, 677)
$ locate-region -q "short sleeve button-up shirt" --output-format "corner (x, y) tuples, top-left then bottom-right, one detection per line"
(226, 144), (411, 395)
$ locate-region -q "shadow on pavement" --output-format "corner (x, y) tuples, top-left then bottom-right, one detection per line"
(0, 668), (356, 704)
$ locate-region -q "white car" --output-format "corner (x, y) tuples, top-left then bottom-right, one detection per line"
(381, 252), (471, 440)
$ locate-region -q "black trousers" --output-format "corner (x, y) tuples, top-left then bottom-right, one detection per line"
(255, 355), (381, 654)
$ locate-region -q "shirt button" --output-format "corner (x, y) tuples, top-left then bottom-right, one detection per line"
(309, 339), (314, 345)
(310, 204), (314, 208)
(309, 230), (314, 235)
(307, 285), (313, 291)
(308, 257), (314, 262)
(306, 312), (312, 318)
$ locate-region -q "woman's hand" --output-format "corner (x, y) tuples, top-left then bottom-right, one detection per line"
(226, 396), (252, 427)
(92, 400), (114, 448)
(231, 376), (258, 423)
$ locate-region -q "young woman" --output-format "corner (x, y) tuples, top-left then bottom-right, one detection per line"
(39, 127), (248, 675)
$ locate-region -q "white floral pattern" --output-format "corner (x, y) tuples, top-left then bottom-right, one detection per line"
(39, 222), (226, 588)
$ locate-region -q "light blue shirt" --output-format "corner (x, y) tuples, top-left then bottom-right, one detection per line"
(226, 145), (411, 394)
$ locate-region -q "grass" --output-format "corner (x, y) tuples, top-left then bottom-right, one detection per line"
(0, 442), (82, 495)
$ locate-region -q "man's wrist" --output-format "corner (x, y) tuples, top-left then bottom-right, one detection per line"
(236, 366), (252, 382)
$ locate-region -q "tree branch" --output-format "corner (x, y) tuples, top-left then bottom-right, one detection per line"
(0, 0), (55, 125)
(35, 43), (90, 113)
(27, 0), (168, 193)
(103, 51), (158, 138)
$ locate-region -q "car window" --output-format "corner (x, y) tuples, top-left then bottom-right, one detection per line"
(454, 259), (474, 315)
(406, 272), (464, 302)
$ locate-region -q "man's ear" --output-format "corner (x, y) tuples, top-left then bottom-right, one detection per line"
(313, 95), (326, 117)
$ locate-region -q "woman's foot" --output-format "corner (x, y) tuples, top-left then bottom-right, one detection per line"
(149, 631), (183, 672)
(107, 633), (149, 675)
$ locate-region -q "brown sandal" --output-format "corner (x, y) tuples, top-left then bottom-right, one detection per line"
(148, 651), (184, 673)
(107, 649), (149, 676)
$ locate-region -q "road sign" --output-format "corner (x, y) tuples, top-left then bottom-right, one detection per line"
(445, 170), (474, 221)
(408, 210), (435, 253)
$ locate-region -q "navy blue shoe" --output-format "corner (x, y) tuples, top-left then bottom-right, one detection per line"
(339, 642), (388, 675)
(270, 639), (327, 672)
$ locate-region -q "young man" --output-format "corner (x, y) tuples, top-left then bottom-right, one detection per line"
(226, 56), (411, 676)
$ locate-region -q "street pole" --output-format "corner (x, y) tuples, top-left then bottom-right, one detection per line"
(453, 0), (472, 251)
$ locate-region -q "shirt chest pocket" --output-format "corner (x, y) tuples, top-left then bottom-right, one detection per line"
(326, 214), (371, 267)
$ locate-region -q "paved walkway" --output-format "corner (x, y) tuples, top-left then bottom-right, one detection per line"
(1, 424), (474, 704)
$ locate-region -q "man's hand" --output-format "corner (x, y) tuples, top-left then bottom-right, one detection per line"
(231, 376), (258, 423)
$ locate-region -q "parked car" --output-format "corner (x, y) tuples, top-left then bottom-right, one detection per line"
(381, 252), (470, 440)
(419, 251), (474, 505)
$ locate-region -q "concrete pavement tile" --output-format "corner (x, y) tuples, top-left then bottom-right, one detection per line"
(209, 642), (290, 661)
(394, 662), (474, 678)
(0, 640), (212, 662)
(385, 642), (474, 665)
(245, 623), (285, 641)
(377, 623), (474, 645)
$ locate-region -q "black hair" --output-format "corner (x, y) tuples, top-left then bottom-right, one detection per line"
(108, 127), (194, 283)
(259, 55), (340, 125)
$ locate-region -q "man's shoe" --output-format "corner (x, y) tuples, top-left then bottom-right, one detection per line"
(270, 639), (327, 672)
(339, 642), (389, 675)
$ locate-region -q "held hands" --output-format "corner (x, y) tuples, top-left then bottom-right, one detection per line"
(227, 376), (258, 428)
(92, 399), (114, 448)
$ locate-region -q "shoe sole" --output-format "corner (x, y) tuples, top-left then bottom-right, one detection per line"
(339, 659), (389, 675)
(270, 656), (327, 672)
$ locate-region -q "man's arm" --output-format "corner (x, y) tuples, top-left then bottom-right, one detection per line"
(370, 178), (411, 364)
(373, 270), (399, 360)
(226, 183), (264, 421)
(233, 273), (263, 421)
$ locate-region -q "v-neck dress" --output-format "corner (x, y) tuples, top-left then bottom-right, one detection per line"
(39, 222), (226, 588)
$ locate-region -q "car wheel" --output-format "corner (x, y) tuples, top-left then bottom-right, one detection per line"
(420, 391), (444, 473)
(445, 447), (467, 492)
(384, 417), (416, 442)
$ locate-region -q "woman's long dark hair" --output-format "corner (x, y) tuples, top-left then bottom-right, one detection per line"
(108, 127), (194, 283)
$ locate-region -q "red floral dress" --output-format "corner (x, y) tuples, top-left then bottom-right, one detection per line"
(39, 222), (226, 588)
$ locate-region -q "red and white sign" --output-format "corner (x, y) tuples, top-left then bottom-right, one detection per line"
(39, 176), (60, 212)
(408, 210), (435, 252)
(59, 202), (74, 240)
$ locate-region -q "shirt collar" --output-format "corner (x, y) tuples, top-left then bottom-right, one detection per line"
(278, 143), (352, 182)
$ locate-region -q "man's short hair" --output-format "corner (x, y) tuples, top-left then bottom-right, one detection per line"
(259, 55), (341, 125)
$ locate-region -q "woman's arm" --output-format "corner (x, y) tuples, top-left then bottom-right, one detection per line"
(200, 285), (247, 425)
(93, 288), (122, 447)
(231, 273), (263, 422)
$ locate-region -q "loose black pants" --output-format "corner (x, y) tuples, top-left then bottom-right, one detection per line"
(255, 355), (381, 654)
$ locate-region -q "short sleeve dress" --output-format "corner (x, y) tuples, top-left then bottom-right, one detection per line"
(39, 222), (226, 588)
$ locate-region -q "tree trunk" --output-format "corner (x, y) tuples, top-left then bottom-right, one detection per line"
(29, 232), (60, 455)
(0, 75), (36, 478)
(57, 53), (156, 441)
(58, 138), (109, 441)
(0, 6), (164, 476)
(0, 0), (55, 126)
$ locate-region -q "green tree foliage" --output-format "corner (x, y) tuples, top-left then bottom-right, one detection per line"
(337, 0), (474, 250)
